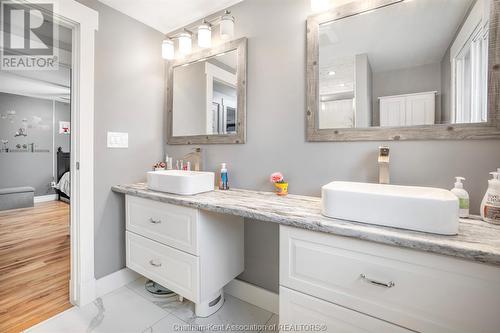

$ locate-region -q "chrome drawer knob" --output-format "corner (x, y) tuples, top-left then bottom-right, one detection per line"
(149, 259), (162, 267)
(360, 274), (395, 288)
(149, 217), (161, 224)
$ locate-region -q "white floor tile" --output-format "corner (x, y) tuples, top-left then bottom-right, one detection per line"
(26, 287), (168, 333)
(260, 314), (279, 332)
(142, 314), (189, 333)
(169, 294), (274, 333)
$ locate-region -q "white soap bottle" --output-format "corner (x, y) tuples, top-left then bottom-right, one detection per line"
(451, 177), (469, 218)
(480, 171), (500, 224)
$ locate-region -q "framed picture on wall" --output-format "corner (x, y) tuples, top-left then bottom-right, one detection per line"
(59, 121), (70, 134)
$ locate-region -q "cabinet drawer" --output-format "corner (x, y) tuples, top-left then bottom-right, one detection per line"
(126, 231), (199, 302)
(280, 226), (500, 333)
(126, 195), (198, 255)
(280, 287), (410, 333)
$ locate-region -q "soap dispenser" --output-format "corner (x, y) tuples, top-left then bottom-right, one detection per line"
(451, 177), (469, 218)
(481, 172), (500, 224)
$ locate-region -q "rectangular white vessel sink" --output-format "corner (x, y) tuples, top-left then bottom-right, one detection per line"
(147, 170), (214, 195)
(321, 181), (459, 235)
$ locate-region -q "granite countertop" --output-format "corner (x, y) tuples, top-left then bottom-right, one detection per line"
(112, 183), (500, 267)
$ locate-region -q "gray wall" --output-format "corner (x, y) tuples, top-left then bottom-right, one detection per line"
(172, 62), (207, 136)
(355, 54), (372, 127)
(76, 0), (165, 279)
(164, 0), (500, 293)
(0, 92), (70, 196)
(372, 62), (442, 126)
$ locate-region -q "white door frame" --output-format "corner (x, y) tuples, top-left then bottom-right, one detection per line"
(22, 0), (99, 306)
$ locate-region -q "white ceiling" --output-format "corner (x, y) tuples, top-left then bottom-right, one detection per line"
(319, 0), (474, 94)
(98, 0), (243, 33)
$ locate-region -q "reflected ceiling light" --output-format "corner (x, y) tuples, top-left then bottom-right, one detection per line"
(311, 0), (329, 12)
(161, 39), (174, 60)
(220, 10), (235, 40)
(328, 71), (336, 76)
(321, 103), (326, 111)
(198, 21), (212, 48)
(339, 83), (345, 87)
(178, 31), (192, 55)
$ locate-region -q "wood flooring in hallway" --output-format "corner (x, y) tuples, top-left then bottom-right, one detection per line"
(0, 201), (72, 333)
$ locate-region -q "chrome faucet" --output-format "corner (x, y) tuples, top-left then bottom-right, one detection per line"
(183, 148), (202, 171)
(378, 146), (390, 184)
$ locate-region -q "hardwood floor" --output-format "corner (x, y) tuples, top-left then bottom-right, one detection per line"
(0, 201), (72, 333)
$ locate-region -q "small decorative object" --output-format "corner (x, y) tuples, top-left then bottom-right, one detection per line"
(270, 172), (288, 196)
(59, 121), (70, 134)
(1, 139), (8, 152)
(14, 127), (27, 137)
(153, 161), (166, 171)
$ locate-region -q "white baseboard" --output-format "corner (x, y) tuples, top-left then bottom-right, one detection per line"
(34, 194), (58, 203)
(224, 279), (279, 314)
(96, 268), (140, 298)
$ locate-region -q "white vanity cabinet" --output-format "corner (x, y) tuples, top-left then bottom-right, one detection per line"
(280, 225), (500, 333)
(125, 195), (244, 317)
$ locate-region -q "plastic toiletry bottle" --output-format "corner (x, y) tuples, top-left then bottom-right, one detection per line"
(451, 177), (469, 218)
(480, 171), (500, 224)
(219, 163), (229, 190)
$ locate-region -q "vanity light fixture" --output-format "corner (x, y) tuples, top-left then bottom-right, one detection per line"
(178, 31), (192, 55)
(198, 21), (212, 48)
(220, 10), (235, 40)
(311, 0), (330, 12)
(162, 39), (175, 60)
(162, 9), (236, 60)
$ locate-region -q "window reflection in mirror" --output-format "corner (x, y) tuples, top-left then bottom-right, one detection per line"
(318, 0), (490, 129)
(172, 50), (237, 136)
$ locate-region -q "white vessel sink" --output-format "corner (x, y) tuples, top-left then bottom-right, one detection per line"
(321, 181), (459, 235)
(147, 170), (214, 195)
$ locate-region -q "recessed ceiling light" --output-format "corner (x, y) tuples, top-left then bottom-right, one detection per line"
(339, 83), (345, 87)
(328, 71), (336, 76)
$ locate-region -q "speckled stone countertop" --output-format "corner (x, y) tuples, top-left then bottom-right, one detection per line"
(112, 183), (500, 267)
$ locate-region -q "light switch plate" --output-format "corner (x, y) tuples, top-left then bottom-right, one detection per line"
(107, 132), (128, 148)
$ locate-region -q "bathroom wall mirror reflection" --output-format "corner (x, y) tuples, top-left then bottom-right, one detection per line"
(167, 38), (247, 144)
(306, 0), (500, 141)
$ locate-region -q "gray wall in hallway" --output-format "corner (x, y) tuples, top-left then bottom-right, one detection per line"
(0, 92), (70, 196)
(164, 0), (500, 293)
(76, 0), (165, 279)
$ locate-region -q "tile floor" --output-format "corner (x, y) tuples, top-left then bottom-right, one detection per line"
(25, 277), (278, 333)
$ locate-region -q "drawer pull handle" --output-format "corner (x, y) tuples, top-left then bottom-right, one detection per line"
(149, 260), (162, 267)
(149, 218), (161, 224)
(360, 274), (395, 288)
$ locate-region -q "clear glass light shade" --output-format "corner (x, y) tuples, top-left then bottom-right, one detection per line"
(198, 24), (212, 48)
(178, 33), (192, 55)
(162, 39), (174, 60)
(311, 0), (329, 12)
(220, 14), (234, 40)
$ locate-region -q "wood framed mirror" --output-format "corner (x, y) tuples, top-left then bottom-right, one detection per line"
(166, 37), (247, 144)
(306, 0), (500, 141)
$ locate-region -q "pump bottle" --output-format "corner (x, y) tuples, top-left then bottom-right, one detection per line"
(481, 171), (500, 224)
(451, 177), (469, 218)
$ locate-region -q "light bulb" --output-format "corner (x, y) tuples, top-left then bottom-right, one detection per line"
(311, 0), (329, 12)
(220, 10), (235, 40)
(178, 32), (192, 55)
(198, 23), (212, 48)
(162, 39), (174, 60)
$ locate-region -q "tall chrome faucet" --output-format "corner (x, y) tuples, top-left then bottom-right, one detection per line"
(378, 146), (390, 184)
